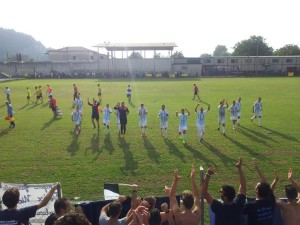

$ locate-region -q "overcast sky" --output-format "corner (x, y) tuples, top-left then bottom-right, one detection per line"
(1, 0), (299, 57)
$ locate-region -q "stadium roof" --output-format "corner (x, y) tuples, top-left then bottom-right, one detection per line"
(93, 42), (177, 51)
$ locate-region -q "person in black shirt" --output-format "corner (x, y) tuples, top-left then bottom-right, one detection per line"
(118, 102), (129, 138)
(87, 98), (100, 131)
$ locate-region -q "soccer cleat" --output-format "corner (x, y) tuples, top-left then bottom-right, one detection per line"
(217, 127), (220, 131)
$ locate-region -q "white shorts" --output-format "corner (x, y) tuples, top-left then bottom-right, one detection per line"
(139, 120), (147, 127)
(178, 126), (187, 133)
(237, 112), (241, 117)
(218, 116), (225, 124)
(197, 124), (205, 132)
(230, 116), (237, 121)
(74, 120), (81, 126)
(255, 112), (262, 117)
(103, 119), (110, 125)
(160, 121), (168, 129)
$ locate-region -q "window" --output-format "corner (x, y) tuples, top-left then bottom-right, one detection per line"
(231, 59), (238, 63)
(204, 59), (211, 63)
(286, 58), (293, 63)
(272, 59), (279, 63)
(244, 59), (252, 63)
(182, 66), (187, 70)
(90, 56), (94, 60)
(217, 59), (224, 63)
(72, 56), (76, 60)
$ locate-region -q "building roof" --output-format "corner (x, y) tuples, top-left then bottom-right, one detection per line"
(93, 42), (177, 51)
(48, 46), (96, 53)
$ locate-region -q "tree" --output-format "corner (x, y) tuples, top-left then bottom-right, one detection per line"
(128, 52), (143, 59)
(153, 53), (162, 58)
(274, 44), (300, 56)
(172, 51), (184, 58)
(213, 45), (230, 56)
(200, 53), (212, 58)
(232, 35), (273, 56)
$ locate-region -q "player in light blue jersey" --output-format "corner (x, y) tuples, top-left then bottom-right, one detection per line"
(195, 104), (210, 142)
(74, 93), (83, 113)
(176, 108), (190, 144)
(251, 97), (262, 126)
(218, 99), (228, 135)
(236, 97), (242, 125)
(228, 100), (239, 130)
(71, 106), (82, 136)
(114, 102), (121, 135)
(127, 85), (132, 103)
(158, 104), (169, 138)
(102, 104), (112, 133)
(138, 103), (148, 138)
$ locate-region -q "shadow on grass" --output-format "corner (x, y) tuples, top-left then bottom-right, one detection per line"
(259, 126), (299, 143)
(128, 102), (135, 108)
(199, 99), (209, 105)
(163, 138), (186, 163)
(183, 143), (216, 166)
(223, 134), (272, 164)
(236, 127), (269, 145)
(41, 118), (59, 130)
(239, 125), (277, 143)
(143, 138), (160, 164)
(26, 103), (39, 110)
(0, 104), (6, 109)
(67, 135), (80, 156)
(103, 133), (114, 155)
(201, 140), (235, 168)
(18, 104), (28, 111)
(118, 138), (138, 175)
(0, 127), (11, 137)
(85, 133), (102, 160)
(42, 102), (50, 108)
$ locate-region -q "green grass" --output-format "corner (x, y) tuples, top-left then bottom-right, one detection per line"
(0, 77), (300, 205)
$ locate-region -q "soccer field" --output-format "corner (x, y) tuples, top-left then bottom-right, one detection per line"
(0, 77), (300, 202)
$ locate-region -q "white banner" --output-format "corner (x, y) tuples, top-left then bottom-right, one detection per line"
(0, 182), (60, 225)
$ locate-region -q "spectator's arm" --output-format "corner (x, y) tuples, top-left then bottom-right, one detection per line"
(254, 159), (267, 182)
(131, 184), (138, 210)
(236, 158), (246, 196)
(270, 170), (279, 191)
(200, 168), (216, 205)
(169, 169), (181, 213)
(288, 168), (300, 193)
(191, 166), (200, 214)
(37, 184), (59, 209)
(207, 104), (210, 111)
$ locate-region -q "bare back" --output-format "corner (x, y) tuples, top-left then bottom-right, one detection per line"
(175, 210), (201, 225)
(279, 201), (300, 225)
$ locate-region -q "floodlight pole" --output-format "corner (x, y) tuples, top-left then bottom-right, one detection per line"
(199, 166), (204, 225)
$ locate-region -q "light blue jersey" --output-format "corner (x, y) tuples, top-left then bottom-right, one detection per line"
(74, 98), (83, 111)
(72, 110), (82, 124)
(229, 105), (239, 117)
(103, 107), (112, 121)
(236, 101), (241, 113)
(178, 113), (189, 127)
(196, 110), (208, 125)
(253, 101), (262, 114)
(138, 107), (148, 124)
(159, 109), (168, 125)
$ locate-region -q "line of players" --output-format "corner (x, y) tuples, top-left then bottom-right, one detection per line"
(71, 85), (263, 144)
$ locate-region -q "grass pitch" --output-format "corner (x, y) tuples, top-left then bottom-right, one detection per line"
(0, 77), (299, 204)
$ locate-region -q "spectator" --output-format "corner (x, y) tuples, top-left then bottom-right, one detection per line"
(168, 166), (201, 225)
(273, 168), (300, 225)
(243, 161), (276, 225)
(99, 195), (129, 225)
(54, 212), (91, 225)
(201, 158), (246, 225)
(0, 184), (59, 225)
(45, 197), (71, 225)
